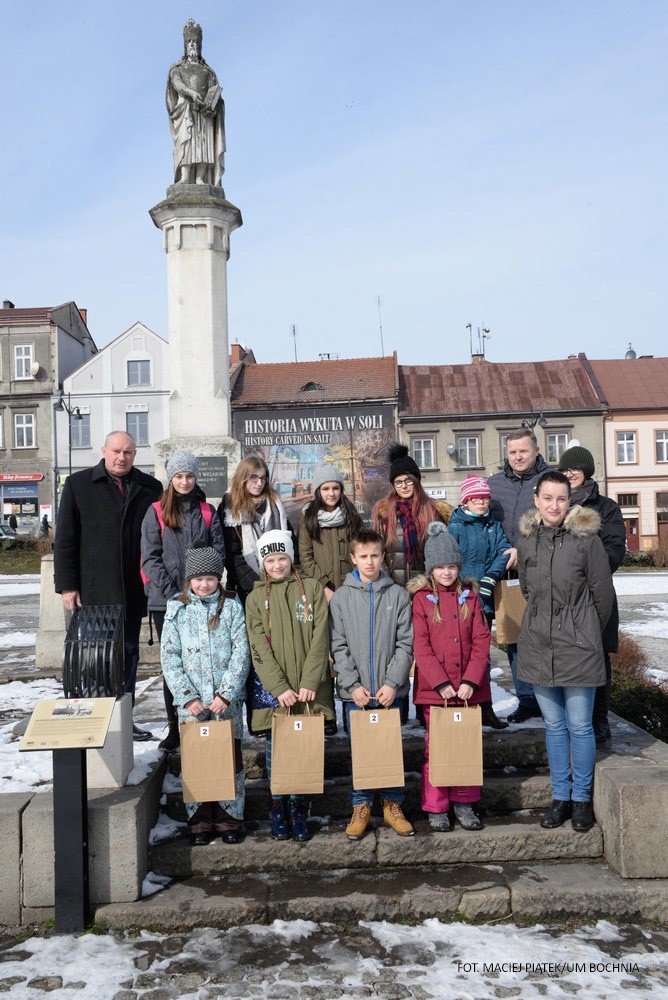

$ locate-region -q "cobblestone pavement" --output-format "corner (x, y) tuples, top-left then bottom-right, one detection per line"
(1, 919), (668, 999)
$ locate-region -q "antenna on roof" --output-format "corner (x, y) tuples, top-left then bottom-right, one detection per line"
(377, 295), (385, 356)
(291, 324), (298, 362)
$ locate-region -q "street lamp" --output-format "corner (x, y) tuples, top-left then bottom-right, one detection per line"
(53, 391), (83, 519)
(521, 409), (548, 431)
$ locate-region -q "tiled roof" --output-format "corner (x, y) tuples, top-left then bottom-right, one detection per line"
(0, 307), (53, 323)
(586, 358), (668, 410)
(399, 357), (601, 417)
(232, 354), (398, 405)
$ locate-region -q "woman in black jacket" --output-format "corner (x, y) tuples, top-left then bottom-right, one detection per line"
(559, 446), (626, 743)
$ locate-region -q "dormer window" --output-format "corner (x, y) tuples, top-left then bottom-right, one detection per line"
(300, 381), (324, 391)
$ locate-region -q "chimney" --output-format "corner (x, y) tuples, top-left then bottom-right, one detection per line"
(79, 307), (87, 325)
(471, 353), (484, 365)
(230, 343), (245, 365)
(2, 300), (15, 309)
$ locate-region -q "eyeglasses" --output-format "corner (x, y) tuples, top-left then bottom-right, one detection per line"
(467, 497), (490, 504)
(562, 469), (583, 477)
(248, 474), (269, 484)
(393, 477), (414, 489)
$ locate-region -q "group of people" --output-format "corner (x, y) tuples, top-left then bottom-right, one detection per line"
(53, 427), (624, 844)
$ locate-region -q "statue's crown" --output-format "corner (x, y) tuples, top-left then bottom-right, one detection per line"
(183, 18), (202, 45)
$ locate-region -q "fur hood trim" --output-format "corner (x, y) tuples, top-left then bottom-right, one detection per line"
(519, 503), (602, 539)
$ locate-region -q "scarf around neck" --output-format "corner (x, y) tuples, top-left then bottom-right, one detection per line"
(569, 479), (595, 507)
(396, 497), (419, 566)
(317, 506), (346, 529)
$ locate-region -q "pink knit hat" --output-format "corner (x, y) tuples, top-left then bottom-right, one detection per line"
(460, 474), (491, 503)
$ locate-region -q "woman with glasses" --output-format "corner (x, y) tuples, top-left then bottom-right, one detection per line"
(218, 456), (295, 606)
(557, 446), (626, 745)
(372, 443), (452, 587)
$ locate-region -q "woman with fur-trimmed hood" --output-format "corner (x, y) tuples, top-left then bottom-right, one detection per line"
(517, 472), (614, 835)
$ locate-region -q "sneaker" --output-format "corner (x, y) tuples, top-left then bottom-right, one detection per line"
(428, 811), (452, 832)
(158, 725), (180, 753)
(507, 705), (542, 724)
(540, 799), (572, 829)
(269, 800), (290, 841)
(382, 800), (415, 837)
(345, 804), (372, 841)
(571, 801), (594, 832)
(289, 801), (311, 842)
(453, 803), (482, 831)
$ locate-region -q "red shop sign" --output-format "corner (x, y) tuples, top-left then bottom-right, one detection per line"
(0, 473), (44, 482)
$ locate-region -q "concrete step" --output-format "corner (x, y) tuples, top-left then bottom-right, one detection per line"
(94, 858), (668, 932)
(150, 812), (601, 879)
(163, 769), (553, 823)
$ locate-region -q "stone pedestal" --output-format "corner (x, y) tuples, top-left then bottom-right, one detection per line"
(86, 694), (134, 789)
(35, 554), (66, 673)
(150, 185), (242, 444)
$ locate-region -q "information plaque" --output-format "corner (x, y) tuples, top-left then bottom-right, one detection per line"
(19, 698), (116, 752)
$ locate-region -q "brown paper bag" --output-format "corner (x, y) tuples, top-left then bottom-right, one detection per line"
(349, 706), (405, 790)
(494, 577), (526, 645)
(180, 718), (236, 803)
(428, 704), (483, 787)
(270, 709), (325, 795)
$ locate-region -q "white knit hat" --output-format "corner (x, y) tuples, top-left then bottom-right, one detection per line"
(257, 530), (294, 567)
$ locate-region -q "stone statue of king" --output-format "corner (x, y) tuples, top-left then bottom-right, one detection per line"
(166, 19), (226, 186)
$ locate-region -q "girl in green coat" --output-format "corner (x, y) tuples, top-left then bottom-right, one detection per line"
(245, 529), (335, 842)
(298, 464), (363, 600)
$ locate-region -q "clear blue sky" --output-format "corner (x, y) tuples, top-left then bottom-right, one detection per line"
(2, 0), (667, 366)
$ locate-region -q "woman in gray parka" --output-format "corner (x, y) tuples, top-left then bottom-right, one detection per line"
(517, 472), (614, 834)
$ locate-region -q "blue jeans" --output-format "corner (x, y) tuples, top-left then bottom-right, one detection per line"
(507, 643), (540, 711)
(344, 699), (405, 807)
(533, 686), (596, 802)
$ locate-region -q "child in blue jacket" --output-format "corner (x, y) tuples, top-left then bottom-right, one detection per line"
(447, 475), (511, 729)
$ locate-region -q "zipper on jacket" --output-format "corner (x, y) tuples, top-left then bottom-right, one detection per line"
(368, 581), (376, 701)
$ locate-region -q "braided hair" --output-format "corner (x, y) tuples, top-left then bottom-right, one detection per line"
(428, 573), (470, 622)
(263, 566), (309, 642)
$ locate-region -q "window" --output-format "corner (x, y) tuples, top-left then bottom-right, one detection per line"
(70, 412), (91, 448)
(499, 433), (509, 461)
(14, 413), (35, 448)
(14, 345), (33, 380)
(457, 436), (480, 468)
(546, 432), (569, 464)
(127, 360), (151, 386)
(616, 431), (636, 464)
(412, 437), (435, 469)
(656, 430), (668, 463)
(126, 411), (148, 445)
(617, 493), (638, 507)
(656, 492), (668, 510)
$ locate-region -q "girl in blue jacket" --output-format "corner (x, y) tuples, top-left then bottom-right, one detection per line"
(447, 475), (511, 729)
(162, 544), (250, 846)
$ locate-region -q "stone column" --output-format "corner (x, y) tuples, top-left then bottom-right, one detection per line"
(149, 184), (243, 496)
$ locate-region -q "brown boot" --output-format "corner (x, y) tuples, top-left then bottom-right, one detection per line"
(346, 803), (372, 840)
(382, 799), (415, 837)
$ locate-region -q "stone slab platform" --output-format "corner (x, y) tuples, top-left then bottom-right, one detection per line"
(94, 860), (668, 932)
(150, 814), (602, 879)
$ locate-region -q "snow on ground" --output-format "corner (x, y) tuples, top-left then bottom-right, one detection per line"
(621, 601), (668, 639)
(0, 574), (40, 596)
(614, 572), (668, 596)
(0, 630), (36, 648)
(1, 918), (667, 999)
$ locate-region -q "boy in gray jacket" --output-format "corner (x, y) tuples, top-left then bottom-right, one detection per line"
(329, 528), (414, 840)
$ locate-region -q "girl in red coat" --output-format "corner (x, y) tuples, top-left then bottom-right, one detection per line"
(409, 522), (491, 832)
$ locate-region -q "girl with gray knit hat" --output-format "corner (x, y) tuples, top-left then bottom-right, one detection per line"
(141, 450), (226, 752)
(162, 543), (250, 846)
(408, 522), (491, 833)
(298, 463), (363, 600)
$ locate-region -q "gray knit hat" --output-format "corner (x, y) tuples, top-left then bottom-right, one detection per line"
(313, 462), (344, 493)
(558, 446), (595, 480)
(185, 543), (223, 580)
(424, 521), (462, 574)
(166, 450), (199, 481)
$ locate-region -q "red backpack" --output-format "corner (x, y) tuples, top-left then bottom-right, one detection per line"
(140, 500), (213, 585)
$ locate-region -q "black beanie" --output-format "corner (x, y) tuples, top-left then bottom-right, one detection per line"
(558, 446), (595, 480)
(388, 443), (421, 483)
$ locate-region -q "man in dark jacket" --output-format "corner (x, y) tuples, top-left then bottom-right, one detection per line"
(54, 431), (162, 740)
(488, 429), (552, 723)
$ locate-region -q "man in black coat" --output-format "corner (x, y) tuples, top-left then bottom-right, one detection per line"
(488, 429), (552, 723)
(54, 431), (162, 740)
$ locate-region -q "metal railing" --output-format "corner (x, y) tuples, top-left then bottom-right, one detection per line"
(62, 605), (124, 698)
